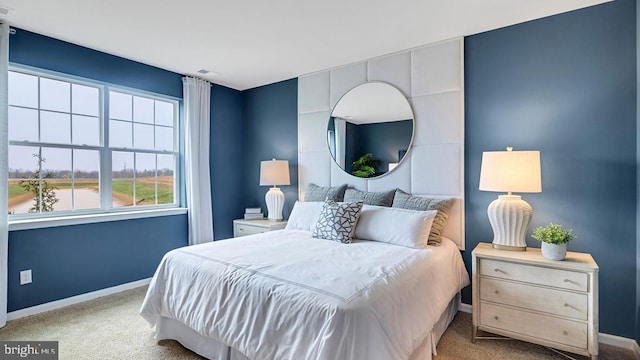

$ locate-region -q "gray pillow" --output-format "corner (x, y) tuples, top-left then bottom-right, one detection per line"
(392, 189), (455, 245)
(312, 200), (364, 243)
(304, 183), (347, 202)
(343, 188), (395, 207)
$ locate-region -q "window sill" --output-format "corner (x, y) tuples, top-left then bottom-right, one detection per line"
(8, 207), (188, 231)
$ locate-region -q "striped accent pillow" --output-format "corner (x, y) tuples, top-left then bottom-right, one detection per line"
(343, 188), (395, 207)
(391, 189), (454, 245)
(304, 183), (348, 202)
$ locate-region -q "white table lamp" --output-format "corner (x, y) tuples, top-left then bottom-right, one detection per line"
(479, 147), (541, 251)
(260, 159), (290, 221)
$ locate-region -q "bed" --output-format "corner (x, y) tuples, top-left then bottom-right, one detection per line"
(140, 199), (469, 360)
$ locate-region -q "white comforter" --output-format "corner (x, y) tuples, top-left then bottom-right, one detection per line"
(140, 230), (469, 360)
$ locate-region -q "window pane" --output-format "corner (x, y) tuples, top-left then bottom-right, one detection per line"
(135, 153), (156, 206)
(109, 120), (132, 148)
(72, 84), (99, 116)
(155, 100), (174, 126)
(41, 147), (72, 212)
(8, 145), (39, 215)
(109, 91), (132, 121)
(40, 78), (70, 113)
(134, 123), (154, 150)
(9, 107), (38, 142)
(8, 69), (180, 217)
(73, 149), (100, 210)
(8, 72), (38, 108)
(157, 154), (175, 205)
(72, 115), (100, 146)
(133, 96), (154, 124)
(112, 151), (134, 208)
(155, 126), (173, 151)
(40, 111), (71, 144)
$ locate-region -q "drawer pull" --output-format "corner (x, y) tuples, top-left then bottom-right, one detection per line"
(494, 290), (499, 294)
(563, 330), (568, 336)
(494, 316), (499, 320)
(494, 268), (506, 274)
(563, 303), (580, 311)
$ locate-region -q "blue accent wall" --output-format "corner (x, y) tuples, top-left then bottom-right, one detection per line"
(636, 0), (640, 345)
(9, 29), (182, 98)
(210, 84), (245, 239)
(465, 0), (636, 338)
(8, 216), (187, 311)
(242, 79), (298, 219)
(8, 29), (189, 311)
(349, 120), (412, 173)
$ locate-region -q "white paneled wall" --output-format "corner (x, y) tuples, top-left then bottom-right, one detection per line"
(298, 38), (465, 249)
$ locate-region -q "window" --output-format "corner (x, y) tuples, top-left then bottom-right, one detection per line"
(7, 67), (180, 218)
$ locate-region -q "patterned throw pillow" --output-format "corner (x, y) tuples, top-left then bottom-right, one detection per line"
(392, 189), (455, 245)
(343, 188), (396, 207)
(312, 200), (364, 243)
(304, 183), (348, 202)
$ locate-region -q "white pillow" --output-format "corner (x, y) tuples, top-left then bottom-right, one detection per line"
(354, 205), (438, 248)
(285, 201), (324, 231)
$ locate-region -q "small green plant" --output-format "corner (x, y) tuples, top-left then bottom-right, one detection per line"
(351, 153), (380, 178)
(532, 223), (575, 245)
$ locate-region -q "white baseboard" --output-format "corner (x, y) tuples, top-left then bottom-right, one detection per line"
(457, 301), (472, 313)
(599, 332), (640, 356)
(458, 302), (640, 355)
(7, 277), (151, 321)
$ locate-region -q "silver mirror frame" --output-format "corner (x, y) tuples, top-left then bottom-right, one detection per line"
(327, 81), (415, 179)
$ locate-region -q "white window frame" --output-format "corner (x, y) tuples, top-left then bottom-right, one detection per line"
(7, 65), (185, 231)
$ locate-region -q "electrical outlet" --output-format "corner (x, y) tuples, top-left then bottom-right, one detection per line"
(20, 270), (32, 285)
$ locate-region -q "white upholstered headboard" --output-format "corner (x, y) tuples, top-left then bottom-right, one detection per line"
(297, 38), (465, 249)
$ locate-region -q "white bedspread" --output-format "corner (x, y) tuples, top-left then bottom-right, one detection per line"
(140, 230), (469, 360)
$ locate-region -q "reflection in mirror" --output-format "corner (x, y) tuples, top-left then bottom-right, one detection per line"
(328, 82), (414, 178)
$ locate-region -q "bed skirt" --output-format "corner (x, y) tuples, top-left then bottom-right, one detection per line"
(153, 293), (461, 360)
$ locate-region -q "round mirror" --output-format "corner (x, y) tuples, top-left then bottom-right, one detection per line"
(327, 82), (414, 178)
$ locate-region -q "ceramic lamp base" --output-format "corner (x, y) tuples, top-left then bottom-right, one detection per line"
(487, 195), (532, 251)
(265, 186), (284, 221)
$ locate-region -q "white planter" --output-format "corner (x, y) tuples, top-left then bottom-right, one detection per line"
(541, 242), (567, 261)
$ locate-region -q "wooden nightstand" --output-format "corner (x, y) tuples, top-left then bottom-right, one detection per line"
(233, 219), (287, 237)
(472, 242), (599, 360)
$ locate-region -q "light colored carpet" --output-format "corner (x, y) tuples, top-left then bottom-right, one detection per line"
(0, 286), (635, 360)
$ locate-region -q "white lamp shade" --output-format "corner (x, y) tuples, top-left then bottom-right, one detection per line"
(479, 150), (541, 193)
(260, 160), (290, 186)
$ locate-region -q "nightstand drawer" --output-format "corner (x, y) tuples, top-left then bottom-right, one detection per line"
(480, 278), (588, 320)
(235, 224), (267, 236)
(480, 259), (588, 292)
(480, 302), (588, 350)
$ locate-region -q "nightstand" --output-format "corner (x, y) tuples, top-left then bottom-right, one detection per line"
(472, 242), (599, 360)
(233, 219), (287, 237)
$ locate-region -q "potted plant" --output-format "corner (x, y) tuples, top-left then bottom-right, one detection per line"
(351, 153), (380, 178)
(532, 223), (575, 260)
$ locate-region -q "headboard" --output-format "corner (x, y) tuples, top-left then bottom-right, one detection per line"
(297, 38), (465, 249)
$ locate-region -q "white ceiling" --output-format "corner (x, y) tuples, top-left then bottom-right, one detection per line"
(332, 82), (413, 124)
(0, 0), (610, 91)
